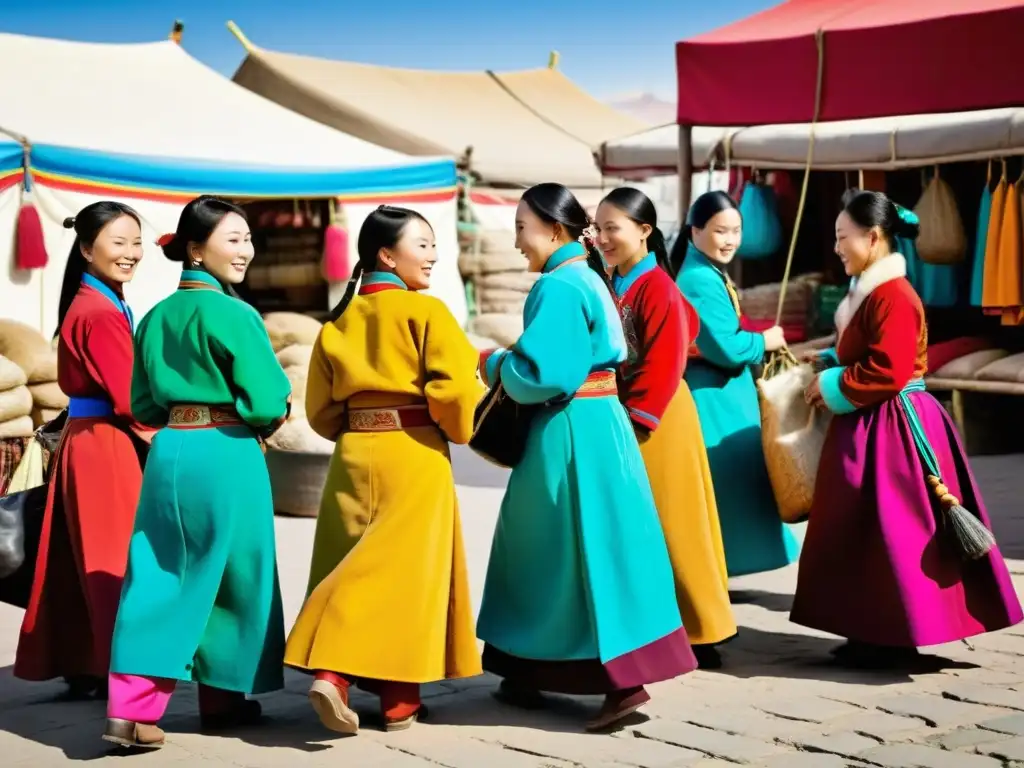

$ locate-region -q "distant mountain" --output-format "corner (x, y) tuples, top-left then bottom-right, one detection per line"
(604, 92), (675, 126)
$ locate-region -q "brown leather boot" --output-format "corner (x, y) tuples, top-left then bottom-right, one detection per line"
(102, 718), (166, 749)
(585, 686), (651, 732)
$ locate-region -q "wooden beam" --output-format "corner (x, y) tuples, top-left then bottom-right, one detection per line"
(548, 50), (560, 69)
(226, 20), (255, 53)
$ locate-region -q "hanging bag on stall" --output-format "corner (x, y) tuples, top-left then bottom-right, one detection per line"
(736, 174), (783, 260)
(913, 166), (967, 265)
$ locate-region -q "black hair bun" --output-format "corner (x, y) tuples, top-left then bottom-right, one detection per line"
(62, 216), (76, 229)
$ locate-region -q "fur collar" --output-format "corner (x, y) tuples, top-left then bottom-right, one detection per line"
(833, 254), (907, 342)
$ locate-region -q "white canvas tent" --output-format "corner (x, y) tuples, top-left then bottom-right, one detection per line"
(0, 31), (466, 337)
(598, 108), (1024, 176)
(231, 35), (645, 188)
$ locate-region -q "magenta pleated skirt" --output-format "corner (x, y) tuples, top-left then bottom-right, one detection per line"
(790, 390), (1022, 647)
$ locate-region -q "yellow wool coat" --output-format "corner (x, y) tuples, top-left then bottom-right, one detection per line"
(284, 283), (484, 683)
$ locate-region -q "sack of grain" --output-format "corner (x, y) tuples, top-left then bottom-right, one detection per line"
(31, 407), (63, 428)
(478, 300), (528, 316)
(477, 287), (529, 306)
(0, 355), (27, 391)
(479, 230), (513, 254)
(0, 320), (53, 384)
(470, 314), (523, 347)
(283, 366), (307, 419)
(29, 350), (58, 385)
(276, 344), (314, 369)
(757, 357), (831, 523)
(0, 416), (36, 440)
(458, 248), (525, 276)
(265, 417), (334, 454)
(263, 312), (322, 352)
(28, 382), (68, 410)
(0, 386), (33, 422)
(466, 333), (500, 350)
(476, 271), (539, 292)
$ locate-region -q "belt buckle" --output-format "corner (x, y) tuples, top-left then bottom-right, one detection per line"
(349, 407), (401, 432)
(171, 405), (211, 426)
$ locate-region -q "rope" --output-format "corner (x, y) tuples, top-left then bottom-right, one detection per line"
(773, 28), (825, 327)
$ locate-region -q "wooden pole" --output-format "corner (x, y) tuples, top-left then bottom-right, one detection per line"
(548, 51), (560, 69)
(226, 20), (255, 52)
(677, 124), (693, 228)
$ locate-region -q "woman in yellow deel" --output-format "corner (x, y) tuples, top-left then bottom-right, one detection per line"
(284, 205), (484, 734)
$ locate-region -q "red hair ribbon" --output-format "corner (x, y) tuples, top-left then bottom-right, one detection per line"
(156, 233), (175, 247)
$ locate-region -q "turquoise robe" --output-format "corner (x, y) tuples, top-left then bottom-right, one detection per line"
(676, 244), (799, 577)
(110, 270), (291, 694)
(476, 242), (684, 667)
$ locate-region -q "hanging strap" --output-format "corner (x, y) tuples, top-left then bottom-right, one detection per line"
(895, 379), (942, 478)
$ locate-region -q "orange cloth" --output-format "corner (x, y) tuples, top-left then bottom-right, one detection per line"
(981, 176), (1008, 311)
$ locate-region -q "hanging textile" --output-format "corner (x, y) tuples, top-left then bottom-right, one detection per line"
(988, 172), (1023, 325)
(981, 163), (1008, 312)
(901, 235), (957, 308)
(969, 164), (993, 307)
(736, 177), (783, 260)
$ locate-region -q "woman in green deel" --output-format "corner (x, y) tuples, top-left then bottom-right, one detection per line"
(103, 196), (291, 750)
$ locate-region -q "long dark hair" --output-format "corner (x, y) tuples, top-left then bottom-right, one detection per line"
(841, 189), (920, 251)
(672, 190), (742, 274)
(520, 183), (611, 294)
(56, 201), (142, 337)
(160, 195), (248, 298)
(329, 205), (431, 321)
(599, 187), (671, 277)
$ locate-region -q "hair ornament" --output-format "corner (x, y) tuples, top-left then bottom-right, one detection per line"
(156, 232), (176, 247)
(893, 203), (919, 227)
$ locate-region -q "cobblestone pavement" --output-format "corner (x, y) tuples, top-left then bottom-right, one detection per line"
(1, 448), (1022, 767)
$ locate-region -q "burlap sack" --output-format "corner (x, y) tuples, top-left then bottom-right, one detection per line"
(477, 287), (529, 305)
(283, 365), (307, 419)
(28, 381), (68, 410)
(478, 300), (528, 316)
(262, 312), (322, 352)
(479, 230), (514, 254)
(466, 333), (500, 350)
(265, 417), (334, 454)
(0, 415), (35, 439)
(0, 320), (53, 383)
(757, 362), (831, 523)
(30, 350), (58, 384)
(31, 407), (63, 428)
(0, 355), (27, 391)
(276, 344), (313, 369)
(459, 248), (525, 276)
(0, 386), (34, 422)
(470, 314), (523, 347)
(476, 271), (539, 292)
(914, 173), (967, 265)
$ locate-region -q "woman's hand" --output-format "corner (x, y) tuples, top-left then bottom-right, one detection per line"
(804, 375), (825, 409)
(762, 325), (786, 352)
(799, 349), (822, 364)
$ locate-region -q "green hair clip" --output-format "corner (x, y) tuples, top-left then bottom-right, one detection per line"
(893, 203), (919, 227)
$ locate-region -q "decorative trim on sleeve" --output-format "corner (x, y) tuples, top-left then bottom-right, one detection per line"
(628, 406), (660, 432)
(818, 366), (858, 415)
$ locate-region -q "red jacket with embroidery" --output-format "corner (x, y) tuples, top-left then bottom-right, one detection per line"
(617, 267), (699, 432)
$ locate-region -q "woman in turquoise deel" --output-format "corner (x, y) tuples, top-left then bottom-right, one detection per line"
(673, 191), (800, 577)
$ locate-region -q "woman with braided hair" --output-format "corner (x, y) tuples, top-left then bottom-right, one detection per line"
(476, 183), (695, 732)
(284, 205), (483, 734)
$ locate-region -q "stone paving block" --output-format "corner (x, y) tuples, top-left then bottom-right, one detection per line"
(825, 711), (924, 740)
(926, 727), (1014, 751)
(755, 753), (850, 768)
(874, 694), (1011, 728)
(979, 737), (1024, 762)
(756, 697), (863, 724)
(680, 708), (812, 740)
(968, 631), (1024, 657)
(380, 730), (570, 768)
(979, 713), (1024, 736)
(858, 743), (1003, 768)
(632, 720), (783, 765)
(940, 682), (1024, 711)
(788, 731), (879, 758)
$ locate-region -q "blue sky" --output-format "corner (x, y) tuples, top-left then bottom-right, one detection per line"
(1, 0), (776, 100)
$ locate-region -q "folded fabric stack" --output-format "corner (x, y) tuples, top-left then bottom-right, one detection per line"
(0, 320), (59, 438)
(459, 229), (528, 347)
(261, 312), (334, 455)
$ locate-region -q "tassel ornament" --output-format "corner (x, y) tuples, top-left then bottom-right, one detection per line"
(927, 475), (996, 560)
(15, 147), (48, 271)
(321, 199), (351, 282)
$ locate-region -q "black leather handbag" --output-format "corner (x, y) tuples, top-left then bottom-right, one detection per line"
(468, 382), (538, 469)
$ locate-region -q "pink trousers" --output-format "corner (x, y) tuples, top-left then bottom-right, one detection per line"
(107, 673), (246, 724)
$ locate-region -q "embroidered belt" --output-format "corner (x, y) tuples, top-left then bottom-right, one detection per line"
(168, 404), (244, 429)
(575, 371), (617, 398)
(345, 403), (434, 433)
(68, 395), (114, 419)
